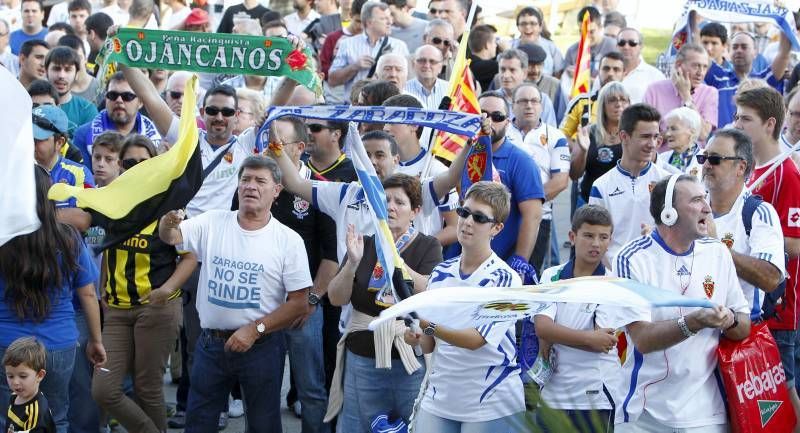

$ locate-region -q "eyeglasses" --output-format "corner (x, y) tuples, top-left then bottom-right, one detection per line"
(428, 8), (451, 15)
(456, 207), (496, 224)
(32, 102), (54, 108)
(307, 123), (332, 133)
(430, 37), (451, 47)
(106, 91), (137, 102)
(415, 58), (442, 65)
(481, 110), (507, 122)
(205, 106), (236, 117)
(617, 39), (640, 47)
(696, 154), (744, 165)
(514, 98), (541, 105)
(32, 114), (64, 135)
(121, 158), (147, 170)
(169, 91), (183, 99)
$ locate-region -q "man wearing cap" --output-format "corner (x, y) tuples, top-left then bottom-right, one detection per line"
(517, 43), (564, 120)
(617, 28), (664, 104)
(32, 104), (94, 209)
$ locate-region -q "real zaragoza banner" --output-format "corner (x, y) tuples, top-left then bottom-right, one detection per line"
(103, 28), (322, 94)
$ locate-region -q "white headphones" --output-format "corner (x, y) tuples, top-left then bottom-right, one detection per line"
(661, 174), (681, 226)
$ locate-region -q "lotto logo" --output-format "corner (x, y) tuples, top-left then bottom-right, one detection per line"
(789, 208), (800, 228)
(734, 362), (787, 403)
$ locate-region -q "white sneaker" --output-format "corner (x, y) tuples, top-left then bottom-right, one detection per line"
(228, 398), (244, 418)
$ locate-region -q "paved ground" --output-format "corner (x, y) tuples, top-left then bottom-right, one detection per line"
(148, 190), (576, 433)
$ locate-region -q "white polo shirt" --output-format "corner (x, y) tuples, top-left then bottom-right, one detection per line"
(589, 161), (671, 266)
(622, 59), (667, 104)
(521, 123), (571, 220)
(712, 187), (786, 317)
(613, 231), (749, 429)
(422, 253), (526, 422)
(179, 210), (312, 330)
(537, 263), (626, 411)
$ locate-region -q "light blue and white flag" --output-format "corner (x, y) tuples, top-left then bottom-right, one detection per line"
(0, 68), (40, 247)
(256, 105), (482, 153)
(669, 0), (800, 57)
(368, 276), (716, 330)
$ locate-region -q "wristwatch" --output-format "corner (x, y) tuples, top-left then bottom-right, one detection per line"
(256, 320), (266, 335)
(423, 322), (437, 336)
(677, 315), (696, 338)
(308, 292), (321, 306)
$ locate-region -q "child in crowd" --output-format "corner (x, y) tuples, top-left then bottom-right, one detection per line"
(3, 336), (55, 433)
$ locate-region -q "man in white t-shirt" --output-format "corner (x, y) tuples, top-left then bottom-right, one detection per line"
(535, 205), (621, 431)
(704, 128), (786, 318)
(382, 94), (458, 247)
(589, 103), (672, 266)
(159, 156), (312, 433)
(616, 28), (665, 104)
(284, 0), (320, 37)
(512, 83), (570, 272)
(613, 174), (751, 432)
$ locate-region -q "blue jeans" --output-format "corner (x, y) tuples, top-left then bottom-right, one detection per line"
(337, 350), (425, 433)
(0, 343), (76, 433)
(414, 408), (527, 433)
(185, 329), (286, 433)
(286, 305), (329, 433)
(68, 310), (101, 433)
(773, 328), (798, 387)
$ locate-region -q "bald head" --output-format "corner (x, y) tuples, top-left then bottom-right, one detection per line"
(414, 44), (444, 83)
(376, 53), (408, 89)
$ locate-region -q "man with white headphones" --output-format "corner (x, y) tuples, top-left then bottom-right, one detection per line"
(612, 173), (751, 432)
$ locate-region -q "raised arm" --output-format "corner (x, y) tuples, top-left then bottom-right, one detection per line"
(158, 210), (185, 246)
(119, 64), (176, 136)
(431, 114), (491, 199)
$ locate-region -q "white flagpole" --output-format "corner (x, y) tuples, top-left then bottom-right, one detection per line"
(747, 140), (800, 193)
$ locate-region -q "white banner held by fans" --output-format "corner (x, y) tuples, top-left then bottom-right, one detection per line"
(0, 68), (41, 246)
(670, 0), (800, 55)
(368, 276), (716, 330)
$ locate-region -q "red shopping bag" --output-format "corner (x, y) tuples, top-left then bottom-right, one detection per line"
(717, 322), (796, 433)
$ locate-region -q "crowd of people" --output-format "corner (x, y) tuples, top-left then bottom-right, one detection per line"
(2, 0), (800, 432)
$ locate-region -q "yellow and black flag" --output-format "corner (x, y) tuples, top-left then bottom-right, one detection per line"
(48, 76), (201, 252)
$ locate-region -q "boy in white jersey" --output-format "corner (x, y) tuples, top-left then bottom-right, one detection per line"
(703, 129), (786, 318)
(515, 83), (571, 272)
(534, 205), (619, 433)
(588, 103), (671, 265)
(614, 174), (751, 432)
(405, 181), (526, 433)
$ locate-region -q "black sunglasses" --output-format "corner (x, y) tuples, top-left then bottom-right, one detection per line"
(121, 158), (147, 170)
(205, 106), (237, 117)
(431, 36), (451, 47)
(617, 39), (639, 47)
(456, 207), (496, 224)
(482, 110), (507, 123)
(307, 123), (332, 133)
(106, 91), (137, 102)
(169, 91), (183, 99)
(32, 114), (64, 135)
(696, 154), (743, 165)
(32, 102), (54, 108)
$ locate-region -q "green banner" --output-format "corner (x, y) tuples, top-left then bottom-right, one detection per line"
(102, 28), (321, 94)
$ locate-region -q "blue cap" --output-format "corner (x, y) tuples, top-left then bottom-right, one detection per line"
(32, 105), (69, 140)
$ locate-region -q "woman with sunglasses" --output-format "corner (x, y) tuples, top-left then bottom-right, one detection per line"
(91, 135), (198, 433)
(571, 81), (631, 204)
(656, 107), (704, 180)
(405, 181), (526, 433)
(325, 173), (443, 433)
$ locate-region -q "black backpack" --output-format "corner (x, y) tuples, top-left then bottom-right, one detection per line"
(742, 194), (788, 321)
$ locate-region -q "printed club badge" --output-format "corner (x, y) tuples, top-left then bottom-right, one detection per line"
(292, 196), (310, 219)
(703, 275), (715, 299)
(690, 167), (699, 177)
(539, 134), (547, 146)
(223, 151), (233, 164)
(721, 233), (734, 249)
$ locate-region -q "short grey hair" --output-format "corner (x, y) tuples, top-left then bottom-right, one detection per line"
(664, 107), (702, 143)
(617, 27), (642, 44)
(129, 0), (154, 21)
(512, 82), (540, 102)
(238, 155), (283, 184)
(376, 53), (408, 73)
(424, 18), (453, 36)
(361, 1), (389, 25)
(166, 71), (193, 92)
(676, 43), (707, 63)
(710, 128), (755, 179)
(497, 48), (528, 70)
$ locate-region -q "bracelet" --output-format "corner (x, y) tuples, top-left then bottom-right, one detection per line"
(726, 308), (739, 331)
(678, 315), (697, 338)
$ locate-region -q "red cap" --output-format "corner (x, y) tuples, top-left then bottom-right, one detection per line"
(184, 8), (209, 26)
